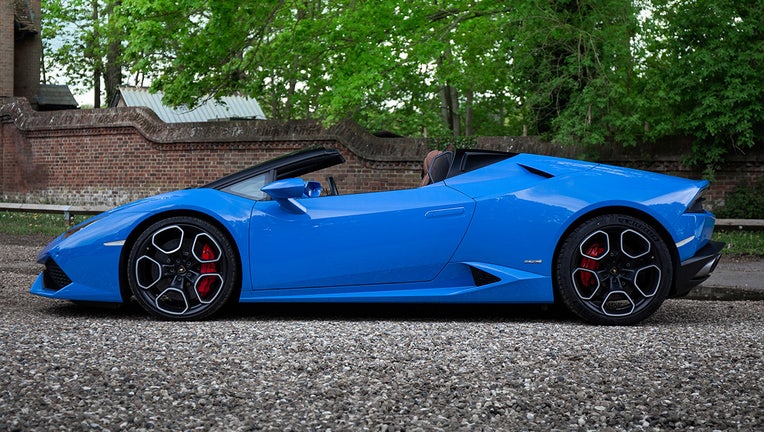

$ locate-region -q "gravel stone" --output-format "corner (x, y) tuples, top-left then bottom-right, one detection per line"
(1, 236), (762, 430)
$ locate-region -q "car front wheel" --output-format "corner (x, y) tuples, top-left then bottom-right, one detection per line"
(127, 216), (238, 320)
(555, 214), (673, 325)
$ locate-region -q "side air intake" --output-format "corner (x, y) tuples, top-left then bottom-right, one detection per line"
(469, 266), (501, 286)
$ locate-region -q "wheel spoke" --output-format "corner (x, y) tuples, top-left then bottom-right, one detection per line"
(194, 273), (224, 303)
(601, 290), (636, 317)
(579, 230), (610, 260)
(152, 225), (185, 255)
(192, 233), (222, 264)
(571, 267), (601, 300)
(633, 264), (662, 297)
(620, 229), (651, 259)
(154, 287), (190, 315)
(135, 255), (163, 289)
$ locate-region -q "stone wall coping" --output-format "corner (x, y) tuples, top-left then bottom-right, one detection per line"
(1, 97), (427, 163)
(2, 97), (762, 165)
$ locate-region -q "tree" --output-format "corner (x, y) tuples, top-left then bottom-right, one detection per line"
(642, 0), (764, 173)
(48, 0), (758, 170)
(507, 0), (644, 147)
(118, 0), (524, 137)
(42, 0), (124, 107)
(119, 0), (291, 111)
(116, 0), (645, 141)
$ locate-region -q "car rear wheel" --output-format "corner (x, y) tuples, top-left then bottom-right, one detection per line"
(555, 214), (673, 325)
(127, 216), (238, 320)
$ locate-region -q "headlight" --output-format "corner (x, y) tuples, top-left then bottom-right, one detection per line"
(62, 218), (98, 239)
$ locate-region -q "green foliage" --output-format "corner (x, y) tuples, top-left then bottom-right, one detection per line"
(45, 0), (762, 167)
(42, 0), (125, 106)
(642, 0), (764, 173)
(117, 0), (524, 136)
(715, 177), (764, 219)
(511, 0), (640, 143)
(42, 0), (96, 96)
(428, 136), (477, 151)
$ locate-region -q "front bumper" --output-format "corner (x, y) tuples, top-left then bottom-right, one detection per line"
(672, 240), (725, 297)
(30, 237), (125, 303)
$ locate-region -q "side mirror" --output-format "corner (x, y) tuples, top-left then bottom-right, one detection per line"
(261, 179), (322, 214)
(261, 178), (305, 199)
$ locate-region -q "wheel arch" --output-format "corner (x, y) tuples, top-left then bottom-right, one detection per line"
(551, 205), (680, 300)
(117, 209), (244, 304)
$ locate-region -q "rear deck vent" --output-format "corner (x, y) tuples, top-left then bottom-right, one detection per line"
(518, 164), (554, 179)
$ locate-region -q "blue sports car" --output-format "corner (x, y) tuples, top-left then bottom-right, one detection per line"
(31, 147), (723, 325)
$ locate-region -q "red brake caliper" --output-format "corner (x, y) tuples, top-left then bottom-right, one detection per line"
(579, 243), (605, 287)
(197, 244), (218, 299)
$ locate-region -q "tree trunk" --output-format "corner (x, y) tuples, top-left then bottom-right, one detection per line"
(104, 0), (123, 106)
(465, 85), (473, 136)
(92, 0), (100, 108)
(439, 84), (453, 132)
(450, 85), (460, 136)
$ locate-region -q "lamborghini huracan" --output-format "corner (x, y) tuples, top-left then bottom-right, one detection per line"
(31, 147), (723, 325)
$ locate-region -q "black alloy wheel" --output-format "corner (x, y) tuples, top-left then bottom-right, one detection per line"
(555, 214), (673, 325)
(127, 216), (239, 320)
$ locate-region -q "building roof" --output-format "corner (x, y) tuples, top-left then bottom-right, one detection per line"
(37, 84), (78, 109)
(112, 86), (266, 123)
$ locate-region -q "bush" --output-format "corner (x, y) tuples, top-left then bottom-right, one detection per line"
(716, 176), (764, 219)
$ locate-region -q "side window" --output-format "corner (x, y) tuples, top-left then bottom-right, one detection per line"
(223, 173), (269, 200)
(460, 152), (513, 173)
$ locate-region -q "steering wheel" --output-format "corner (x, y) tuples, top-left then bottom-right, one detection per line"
(328, 176), (340, 196)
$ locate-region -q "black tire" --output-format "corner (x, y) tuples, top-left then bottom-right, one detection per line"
(555, 214), (673, 325)
(127, 216), (239, 320)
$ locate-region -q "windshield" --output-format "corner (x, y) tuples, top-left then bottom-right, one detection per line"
(221, 173), (269, 200)
(204, 147), (345, 198)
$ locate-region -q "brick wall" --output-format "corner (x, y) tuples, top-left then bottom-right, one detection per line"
(1, 98), (426, 205)
(1, 97), (762, 210)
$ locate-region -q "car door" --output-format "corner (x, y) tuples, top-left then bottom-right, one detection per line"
(248, 184), (475, 290)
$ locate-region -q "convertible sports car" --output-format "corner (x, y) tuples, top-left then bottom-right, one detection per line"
(31, 147), (723, 325)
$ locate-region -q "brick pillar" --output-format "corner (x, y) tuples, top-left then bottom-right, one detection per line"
(13, 0), (42, 106)
(0, 0), (14, 98)
(0, 119), (21, 196)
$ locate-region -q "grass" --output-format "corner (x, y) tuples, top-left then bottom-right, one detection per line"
(2, 211), (763, 257)
(713, 230), (764, 256)
(0, 211), (90, 237)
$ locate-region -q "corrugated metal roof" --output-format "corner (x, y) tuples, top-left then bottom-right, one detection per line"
(114, 87), (266, 123)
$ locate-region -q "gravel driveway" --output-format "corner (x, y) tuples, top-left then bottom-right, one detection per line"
(1, 235), (762, 431)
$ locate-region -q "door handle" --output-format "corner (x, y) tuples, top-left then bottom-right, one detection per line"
(425, 207), (465, 218)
